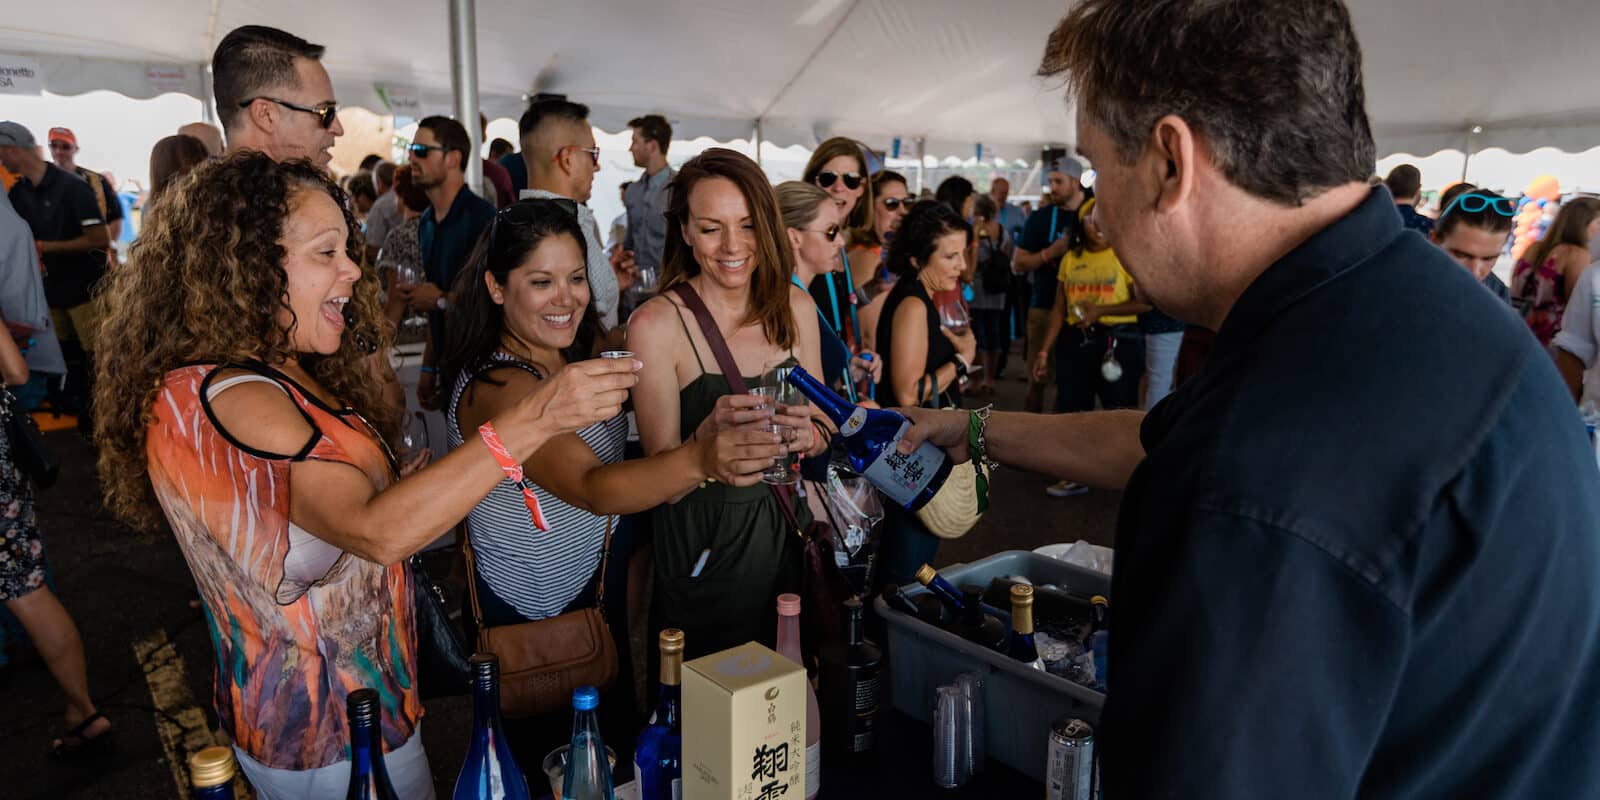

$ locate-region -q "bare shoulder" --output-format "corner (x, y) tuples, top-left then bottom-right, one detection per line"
(787, 283), (815, 314)
(627, 293), (686, 335)
(205, 369), (316, 457)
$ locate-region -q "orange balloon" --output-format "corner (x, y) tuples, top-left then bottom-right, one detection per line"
(1525, 175), (1560, 202)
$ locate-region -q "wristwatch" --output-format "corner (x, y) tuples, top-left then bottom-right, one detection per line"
(951, 354), (970, 382)
(435, 296), (448, 311)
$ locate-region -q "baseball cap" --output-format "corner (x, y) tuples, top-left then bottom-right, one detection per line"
(1048, 156), (1084, 180)
(0, 122), (37, 148)
(48, 127), (77, 147)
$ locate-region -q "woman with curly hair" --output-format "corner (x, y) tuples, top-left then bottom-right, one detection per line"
(93, 152), (637, 799)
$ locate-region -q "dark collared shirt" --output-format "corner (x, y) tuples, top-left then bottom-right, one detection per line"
(8, 163), (105, 308)
(1396, 202), (1435, 236)
(418, 185), (495, 291)
(1105, 189), (1600, 798)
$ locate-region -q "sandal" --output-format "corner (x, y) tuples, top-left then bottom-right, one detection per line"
(51, 711), (113, 758)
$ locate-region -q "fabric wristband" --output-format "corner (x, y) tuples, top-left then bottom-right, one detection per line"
(478, 421), (550, 531)
(966, 410), (991, 514)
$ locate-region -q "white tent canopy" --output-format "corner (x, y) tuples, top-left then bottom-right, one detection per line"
(4, 0), (1599, 160)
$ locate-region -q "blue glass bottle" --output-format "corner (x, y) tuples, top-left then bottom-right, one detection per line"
(784, 366), (952, 511)
(1087, 595), (1110, 691)
(345, 688), (400, 800)
(1008, 584), (1046, 671)
(454, 653), (532, 800)
(634, 630), (684, 800)
(188, 746), (237, 799)
(914, 563), (966, 615)
(563, 686), (615, 800)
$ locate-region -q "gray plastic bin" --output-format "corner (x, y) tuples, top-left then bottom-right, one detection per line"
(873, 550), (1111, 782)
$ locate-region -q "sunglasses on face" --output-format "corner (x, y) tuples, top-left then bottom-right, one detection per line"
(805, 224), (842, 242)
(47, 142), (74, 151)
(488, 198), (581, 259)
(1441, 191), (1517, 218)
(238, 97), (339, 129)
(558, 146), (601, 168)
(880, 196), (913, 212)
(815, 170), (862, 191)
(408, 143), (446, 159)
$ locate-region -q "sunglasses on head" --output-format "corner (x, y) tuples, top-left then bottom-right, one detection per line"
(1441, 191), (1517, 219)
(815, 170), (862, 191)
(238, 97), (339, 129)
(880, 196), (914, 212)
(487, 198), (581, 259)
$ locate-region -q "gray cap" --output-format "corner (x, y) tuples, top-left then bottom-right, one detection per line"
(1048, 155), (1084, 180)
(0, 121), (36, 148)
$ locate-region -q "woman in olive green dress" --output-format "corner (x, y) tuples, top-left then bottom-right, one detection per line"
(627, 149), (826, 658)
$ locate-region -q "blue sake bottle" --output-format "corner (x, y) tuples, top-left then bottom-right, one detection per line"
(914, 563), (967, 616)
(1008, 584), (1046, 671)
(454, 653), (532, 800)
(345, 688), (401, 800)
(634, 630), (684, 800)
(1087, 595), (1110, 691)
(188, 746), (238, 800)
(784, 366), (952, 511)
(563, 686), (615, 800)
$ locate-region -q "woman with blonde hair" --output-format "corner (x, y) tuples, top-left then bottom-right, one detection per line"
(94, 152), (635, 798)
(627, 149), (825, 658)
(1512, 196), (1600, 345)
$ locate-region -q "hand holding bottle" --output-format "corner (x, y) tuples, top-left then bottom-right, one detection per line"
(894, 406), (974, 465)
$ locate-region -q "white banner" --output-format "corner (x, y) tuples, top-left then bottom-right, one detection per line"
(376, 83), (421, 118)
(0, 54), (43, 95)
(144, 65), (189, 95)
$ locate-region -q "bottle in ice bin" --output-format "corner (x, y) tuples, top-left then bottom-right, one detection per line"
(634, 630), (684, 800)
(784, 366), (953, 511)
(1008, 584), (1046, 671)
(954, 585), (1008, 652)
(914, 563), (967, 616)
(1086, 595), (1110, 691)
(775, 594), (822, 799)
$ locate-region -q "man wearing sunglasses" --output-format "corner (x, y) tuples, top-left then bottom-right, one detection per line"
(518, 98), (622, 329)
(1429, 184), (1515, 304)
(46, 128), (123, 252)
(212, 25), (344, 170)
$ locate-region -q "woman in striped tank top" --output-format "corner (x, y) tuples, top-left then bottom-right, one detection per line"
(437, 199), (786, 764)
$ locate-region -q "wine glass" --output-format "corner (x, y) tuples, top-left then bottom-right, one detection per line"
(393, 262), (429, 331)
(770, 366), (807, 411)
(397, 411), (429, 465)
(938, 299), (970, 336)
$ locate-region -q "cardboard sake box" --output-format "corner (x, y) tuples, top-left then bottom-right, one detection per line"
(683, 641), (807, 800)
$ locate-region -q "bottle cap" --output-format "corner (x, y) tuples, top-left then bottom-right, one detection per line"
(573, 685), (600, 711)
(915, 564), (937, 584)
(188, 746), (236, 788)
(659, 628), (685, 655)
(1091, 595), (1108, 607)
(1010, 584), (1034, 606)
(843, 597), (863, 615)
(346, 687), (380, 725)
(777, 593), (802, 616)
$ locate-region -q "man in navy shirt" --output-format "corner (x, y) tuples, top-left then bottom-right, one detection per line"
(902, 0), (1600, 796)
(1384, 163), (1434, 236)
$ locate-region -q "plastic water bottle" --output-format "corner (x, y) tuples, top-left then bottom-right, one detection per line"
(784, 366), (952, 511)
(562, 686), (614, 800)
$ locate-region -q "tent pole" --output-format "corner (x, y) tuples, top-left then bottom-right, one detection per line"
(754, 119), (764, 167)
(916, 137), (926, 194)
(1460, 126), (1479, 184)
(449, 0), (483, 196)
(200, 62), (217, 124)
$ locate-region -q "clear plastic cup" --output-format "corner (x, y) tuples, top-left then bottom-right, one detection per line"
(933, 683), (971, 789)
(541, 744), (618, 800)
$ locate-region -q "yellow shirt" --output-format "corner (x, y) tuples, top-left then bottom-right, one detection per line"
(1058, 246), (1138, 326)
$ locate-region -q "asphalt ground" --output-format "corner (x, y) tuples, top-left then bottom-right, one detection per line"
(0, 363), (1121, 799)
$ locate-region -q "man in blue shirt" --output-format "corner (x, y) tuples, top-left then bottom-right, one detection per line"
(1012, 158), (1089, 416)
(406, 115), (495, 405)
(1384, 163), (1434, 236)
(902, 1), (1600, 797)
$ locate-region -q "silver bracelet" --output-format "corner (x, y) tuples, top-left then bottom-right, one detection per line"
(973, 404), (999, 472)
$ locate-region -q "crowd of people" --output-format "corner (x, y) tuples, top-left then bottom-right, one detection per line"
(2, 1), (1600, 797)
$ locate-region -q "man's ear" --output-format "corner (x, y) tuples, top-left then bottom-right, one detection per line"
(246, 99), (275, 134)
(1150, 115), (1197, 215)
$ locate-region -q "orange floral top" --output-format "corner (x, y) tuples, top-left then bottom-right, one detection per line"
(145, 363), (421, 770)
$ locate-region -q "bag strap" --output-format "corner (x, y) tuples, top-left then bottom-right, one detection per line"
(460, 498), (615, 633)
(669, 283), (808, 537)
